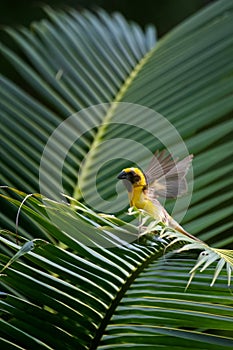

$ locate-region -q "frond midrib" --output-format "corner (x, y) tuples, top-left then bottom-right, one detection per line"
(72, 47), (155, 200)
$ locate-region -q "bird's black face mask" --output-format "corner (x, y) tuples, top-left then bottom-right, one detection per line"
(117, 170), (141, 192)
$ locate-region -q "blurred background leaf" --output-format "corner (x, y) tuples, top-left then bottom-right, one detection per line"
(1, 0), (232, 247)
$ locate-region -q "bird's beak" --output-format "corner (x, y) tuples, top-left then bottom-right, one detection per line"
(117, 171), (127, 180)
(117, 171), (132, 192)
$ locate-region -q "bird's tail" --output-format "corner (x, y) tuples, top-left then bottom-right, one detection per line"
(169, 217), (202, 242)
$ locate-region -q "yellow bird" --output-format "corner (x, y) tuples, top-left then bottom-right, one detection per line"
(117, 150), (199, 241)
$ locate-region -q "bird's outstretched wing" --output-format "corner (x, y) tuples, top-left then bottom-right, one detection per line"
(145, 150), (193, 198)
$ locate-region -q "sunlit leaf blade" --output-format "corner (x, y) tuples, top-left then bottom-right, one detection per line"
(158, 228), (233, 288)
(226, 263), (232, 287)
(0, 241), (34, 273)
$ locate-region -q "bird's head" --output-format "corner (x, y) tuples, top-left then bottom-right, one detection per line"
(117, 167), (147, 191)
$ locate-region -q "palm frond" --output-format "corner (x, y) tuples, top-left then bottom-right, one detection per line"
(100, 258), (233, 350)
(1, 190), (233, 349)
(1, 0), (233, 247)
(130, 210), (233, 288)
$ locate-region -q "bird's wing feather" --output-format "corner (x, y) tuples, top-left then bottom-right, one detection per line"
(145, 151), (193, 198)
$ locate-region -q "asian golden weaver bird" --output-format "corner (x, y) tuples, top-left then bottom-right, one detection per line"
(117, 150), (199, 241)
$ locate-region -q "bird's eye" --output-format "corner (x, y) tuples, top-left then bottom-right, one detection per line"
(128, 171), (141, 183)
